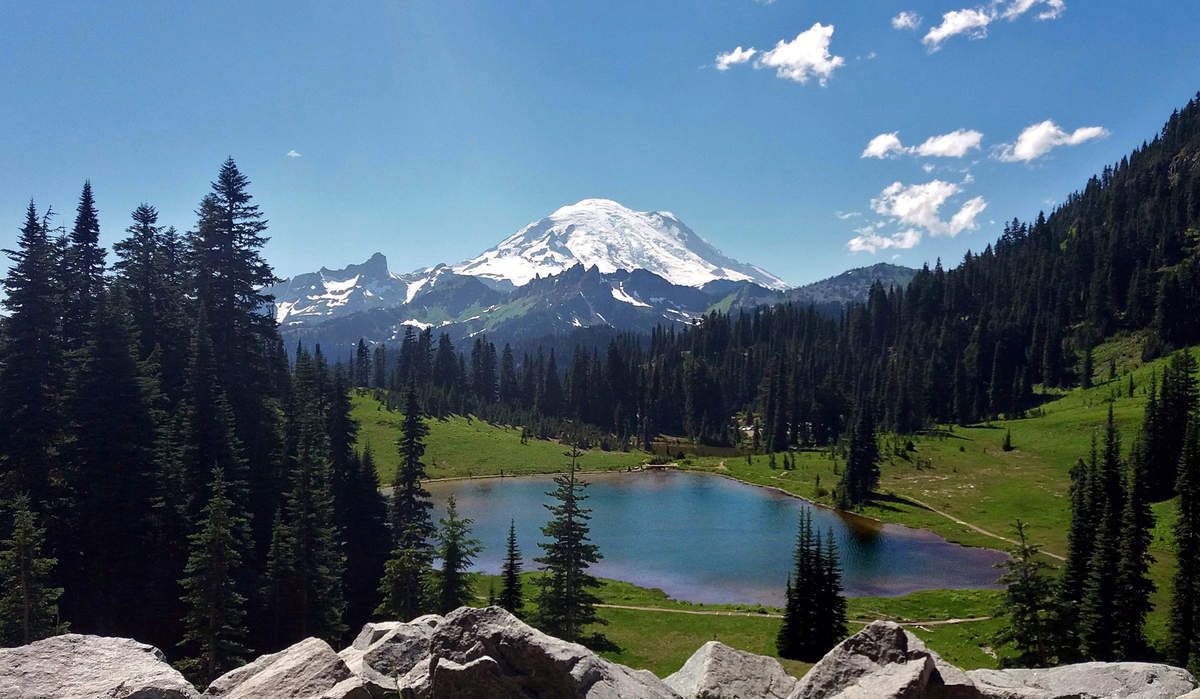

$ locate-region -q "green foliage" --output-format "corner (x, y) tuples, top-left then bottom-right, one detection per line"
(535, 446), (606, 645)
(498, 520), (524, 616)
(995, 520), (1059, 667)
(178, 469), (249, 685)
(0, 495), (64, 646)
(435, 495), (481, 614)
(776, 511), (847, 661)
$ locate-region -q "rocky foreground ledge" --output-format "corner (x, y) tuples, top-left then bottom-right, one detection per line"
(1, 607), (1197, 698)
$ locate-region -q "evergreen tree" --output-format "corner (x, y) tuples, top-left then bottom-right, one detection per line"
(265, 348), (346, 644)
(996, 520), (1058, 667)
(188, 159), (284, 557)
(839, 409), (880, 507)
(1079, 406), (1125, 659)
(535, 445), (604, 645)
(1170, 418), (1200, 668)
(1115, 440), (1156, 658)
(435, 495), (481, 614)
(178, 468), (249, 685)
(0, 495), (64, 646)
(499, 519), (524, 616)
(62, 181), (106, 352)
(61, 290), (160, 635)
(777, 511), (846, 661)
(0, 203), (64, 506)
(378, 383), (435, 621)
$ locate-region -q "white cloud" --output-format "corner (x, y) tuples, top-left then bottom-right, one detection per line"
(922, 163), (936, 173)
(862, 129), (983, 159)
(891, 11), (923, 31)
(923, 1), (1066, 50)
(996, 120), (1109, 162)
(1002, 0), (1065, 20)
(286, 150), (302, 158)
(848, 229), (923, 254)
(862, 132), (906, 159)
(835, 211), (862, 220)
(754, 23), (845, 85)
(923, 8), (992, 49)
(871, 180), (987, 237)
(715, 46), (756, 71)
(914, 129), (983, 158)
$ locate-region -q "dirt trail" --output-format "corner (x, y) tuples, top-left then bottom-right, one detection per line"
(897, 494), (1066, 562)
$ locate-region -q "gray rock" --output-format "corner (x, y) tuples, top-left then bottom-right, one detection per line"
(0, 633), (200, 699)
(788, 621), (967, 699)
(965, 662), (1197, 698)
(407, 606), (680, 698)
(319, 676), (373, 699)
(339, 617), (440, 697)
(664, 640), (798, 699)
(204, 636), (351, 698)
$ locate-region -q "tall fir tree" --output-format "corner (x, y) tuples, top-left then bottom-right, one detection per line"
(435, 495), (481, 614)
(1115, 441), (1156, 658)
(61, 181), (106, 352)
(1170, 418), (1200, 669)
(839, 409), (880, 507)
(0, 203), (64, 506)
(499, 519), (524, 616)
(535, 445), (604, 645)
(178, 468), (249, 686)
(1079, 406), (1125, 660)
(378, 382), (435, 621)
(996, 520), (1059, 667)
(0, 495), (64, 647)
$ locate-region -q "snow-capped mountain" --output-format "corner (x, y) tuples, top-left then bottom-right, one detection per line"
(453, 198), (788, 290)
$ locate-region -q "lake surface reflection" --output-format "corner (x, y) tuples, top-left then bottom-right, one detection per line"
(426, 470), (1005, 605)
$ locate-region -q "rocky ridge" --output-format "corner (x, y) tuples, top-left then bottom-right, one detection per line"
(0, 608), (1195, 699)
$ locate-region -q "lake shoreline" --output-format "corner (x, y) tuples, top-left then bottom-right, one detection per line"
(421, 464), (1009, 557)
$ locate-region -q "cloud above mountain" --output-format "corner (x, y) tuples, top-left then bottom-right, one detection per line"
(714, 23), (844, 86)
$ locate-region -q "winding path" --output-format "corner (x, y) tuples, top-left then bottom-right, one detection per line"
(895, 494), (1066, 562)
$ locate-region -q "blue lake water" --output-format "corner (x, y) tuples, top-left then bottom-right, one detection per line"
(426, 470), (1005, 605)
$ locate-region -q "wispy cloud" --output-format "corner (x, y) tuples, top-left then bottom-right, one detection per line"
(286, 150), (303, 158)
(861, 129), (983, 159)
(996, 120), (1109, 162)
(870, 180), (987, 238)
(714, 46), (756, 71)
(923, 0), (1066, 51)
(891, 11), (923, 31)
(848, 229), (922, 254)
(835, 211), (863, 220)
(715, 23), (845, 86)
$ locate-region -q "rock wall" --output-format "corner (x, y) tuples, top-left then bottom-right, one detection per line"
(0, 609), (1196, 698)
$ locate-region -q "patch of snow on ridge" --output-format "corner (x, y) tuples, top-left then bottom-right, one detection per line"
(611, 284), (650, 308)
(322, 274), (359, 293)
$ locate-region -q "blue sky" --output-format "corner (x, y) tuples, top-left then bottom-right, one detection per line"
(2, 1), (1198, 286)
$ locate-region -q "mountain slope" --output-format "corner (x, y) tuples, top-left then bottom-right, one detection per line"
(453, 198), (788, 290)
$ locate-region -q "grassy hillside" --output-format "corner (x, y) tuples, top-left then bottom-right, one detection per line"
(354, 340), (1195, 665)
(350, 392), (646, 483)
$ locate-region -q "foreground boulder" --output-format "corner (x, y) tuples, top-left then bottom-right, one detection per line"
(0, 633), (200, 699)
(966, 662), (1197, 698)
(387, 606), (680, 698)
(339, 616), (439, 697)
(665, 640), (797, 699)
(204, 636), (351, 698)
(789, 620), (979, 699)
